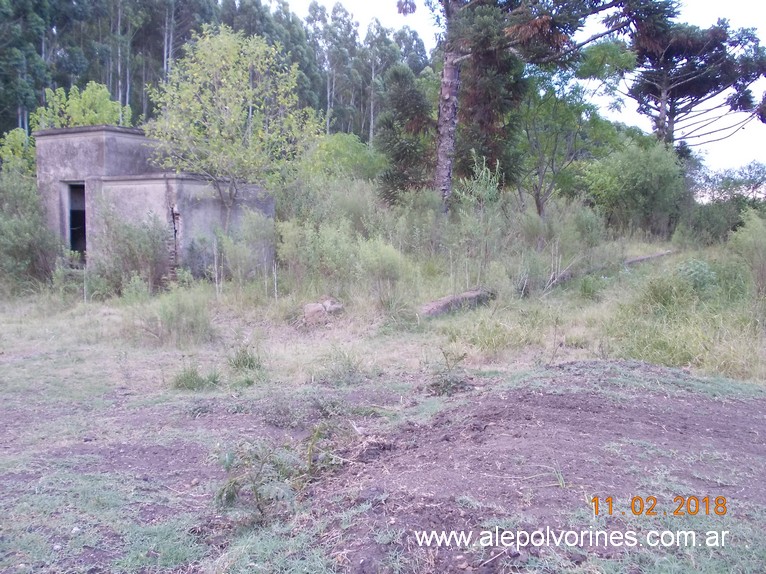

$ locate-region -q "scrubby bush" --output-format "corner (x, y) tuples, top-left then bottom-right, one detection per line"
(0, 170), (59, 285)
(88, 206), (170, 296)
(221, 210), (275, 292)
(729, 209), (766, 296)
(125, 285), (215, 347)
(172, 363), (221, 390)
(584, 140), (687, 237)
(0, 131), (58, 287)
(302, 133), (387, 181)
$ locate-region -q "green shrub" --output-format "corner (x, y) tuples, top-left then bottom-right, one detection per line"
(302, 133), (387, 181)
(639, 274), (697, 314)
(221, 209), (275, 290)
(89, 205), (170, 296)
(358, 237), (411, 307)
(584, 140), (687, 237)
(127, 286), (214, 347)
(228, 343), (268, 384)
(172, 364), (221, 390)
(217, 440), (307, 522)
(579, 275), (605, 300)
(676, 259), (717, 295)
(0, 169), (58, 285)
(310, 347), (370, 387)
(729, 209), (766, 296)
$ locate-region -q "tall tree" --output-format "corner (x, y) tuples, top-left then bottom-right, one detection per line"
(628, 19), (766, 145)
(517, 68), (615, 217)
(394, 26), (428, 74)
(0, 0), (50, 133)
(376, 63), (434, 201)
(397, 0), (678, 204)
(453, 4), (525, 180)
(364, 19), (400, 145)
(145, 26), (321, 229)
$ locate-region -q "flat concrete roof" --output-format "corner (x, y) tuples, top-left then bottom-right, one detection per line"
(33, 125), (146, 138)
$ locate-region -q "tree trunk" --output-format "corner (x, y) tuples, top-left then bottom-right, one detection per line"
(116, 0), (123, 123)
(369, 59), (375, 146)
(325, 70), (332, 134)
(435, 50), (461, 204)
(142, 55), (148, 118)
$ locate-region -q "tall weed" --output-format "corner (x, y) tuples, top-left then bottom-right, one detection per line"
(729, 209), (766, 296)
(125, 285), (215, 347)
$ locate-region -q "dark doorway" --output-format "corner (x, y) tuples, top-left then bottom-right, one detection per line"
(69, 184), (86, 257)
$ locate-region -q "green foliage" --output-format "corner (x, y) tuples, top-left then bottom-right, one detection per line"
(221, 0), (323, 109)
(584, 139), (687, 236)
(729, 210), (766, 296)
(674, 200), (742, 246)
(228, 343), (268, 384)
(217, 439), (307, 522)
(576, 40), (637, 89)
(629, 20), (765, 144)
(172, 363), (221, 390)
(88, 206), (170, 296)
(0, 128), (36, 174)
(676, 259), (718, 295)
(609, 255), (765, 379)
(358, 237), (411, 307)
(127, 286), (215, 348)
(427, 347), (470, 396)
(310, 347), (370, 387)
(146, 25), (321, 217)
(375, 63), (433, 202)
(579, 275), (606, 300)
(517, 68), (616, 216)
(303, 133), (387, 181)
(31, 82), (132, 130)
(0, 153), (58, 285)
(453, 153), (503, 209)
(221, 209), (275, 290)
(453, 4), (525, 180)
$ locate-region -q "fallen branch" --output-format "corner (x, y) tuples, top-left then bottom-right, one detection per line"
(541, 250), (675, 296)
(419, 288), (496, 318)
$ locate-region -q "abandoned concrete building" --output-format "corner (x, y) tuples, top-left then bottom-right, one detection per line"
(34, 125), (273, 274)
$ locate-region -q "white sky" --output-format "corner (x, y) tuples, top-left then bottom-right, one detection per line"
(281, 0), (765, 172)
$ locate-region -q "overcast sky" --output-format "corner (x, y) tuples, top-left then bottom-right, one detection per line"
(283, 0), (765, 172)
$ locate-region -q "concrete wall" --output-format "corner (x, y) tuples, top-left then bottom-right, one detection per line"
(34, 125), (274, 273)
(34, 125), (161, 243)
(176, 182), (275, 276)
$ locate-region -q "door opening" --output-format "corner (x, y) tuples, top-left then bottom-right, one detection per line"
(69, 184), (86, 259)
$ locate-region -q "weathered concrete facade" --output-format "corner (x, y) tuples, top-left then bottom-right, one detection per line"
(34, 125), (273, 273)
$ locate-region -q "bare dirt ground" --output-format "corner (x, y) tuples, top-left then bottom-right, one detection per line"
(2, 338), (765, 574)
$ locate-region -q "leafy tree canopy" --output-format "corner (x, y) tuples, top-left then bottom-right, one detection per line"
(145, 25), (321, 218)
(31, 81), (132, 131)
(629, 18), (766, 144)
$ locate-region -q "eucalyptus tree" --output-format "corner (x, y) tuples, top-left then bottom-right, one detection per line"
(364, 19), (401, 145)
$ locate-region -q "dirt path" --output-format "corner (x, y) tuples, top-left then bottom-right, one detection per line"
(1, 360), (765, 573)
(308, 361), (766, 573)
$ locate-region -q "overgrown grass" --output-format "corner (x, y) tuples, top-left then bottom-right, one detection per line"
(2, 173), (766, 574)
(172, 363), (222, 390)
(124, 284), (215, 348)
(605, 253), (766, 380)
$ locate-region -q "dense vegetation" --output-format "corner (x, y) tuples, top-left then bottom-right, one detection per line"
(0, 0), (765, 376)
(1, 5), (766, 572)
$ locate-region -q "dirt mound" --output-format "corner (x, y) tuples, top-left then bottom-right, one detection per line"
(309, 360), (766, 573)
